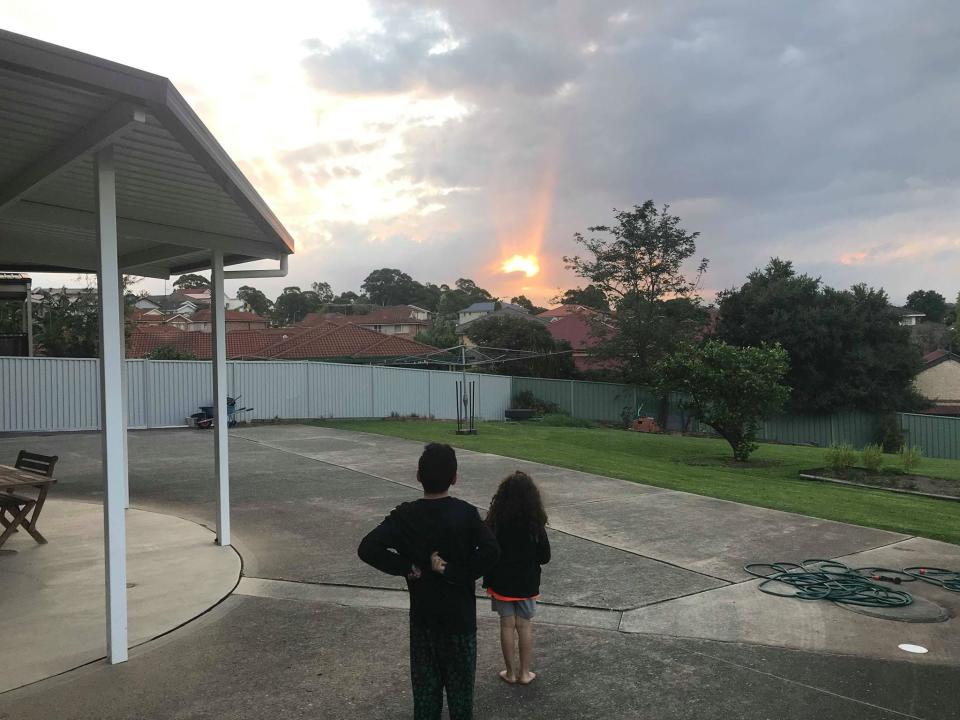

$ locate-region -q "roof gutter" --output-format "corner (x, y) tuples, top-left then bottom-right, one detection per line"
(222, 253), (289, 279)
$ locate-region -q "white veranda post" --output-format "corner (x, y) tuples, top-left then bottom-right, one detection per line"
(211, 251), (230, 546)
(95, 145), (128, 664)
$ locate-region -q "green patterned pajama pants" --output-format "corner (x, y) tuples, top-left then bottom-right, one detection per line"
(409, 623), (477, 720)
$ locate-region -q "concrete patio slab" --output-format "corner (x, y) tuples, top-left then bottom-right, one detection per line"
(0, 499), (239, 693)
(620, 534), (960, 664)
(1, 595), (943, 720)
(547, 492), (909, 582)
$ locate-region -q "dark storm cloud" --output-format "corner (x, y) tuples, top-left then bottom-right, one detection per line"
(302, 1), (960, 301)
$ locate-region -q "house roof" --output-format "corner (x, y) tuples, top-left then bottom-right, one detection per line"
(461, 301), (528, 314)
(893, 306), (926, 317)
(455, 308), (549, 334)
(0, 28), (293, 278)
(127, 320), (435, 361)
(921, 349), (960, 369)
(189, 309), (265, 323)
(354, 305), (432, 325)
(544, 312), (611, 350)
(538, 305), (600, 319)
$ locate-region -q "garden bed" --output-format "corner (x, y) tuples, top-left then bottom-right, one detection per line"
(799, 468), (960, 501)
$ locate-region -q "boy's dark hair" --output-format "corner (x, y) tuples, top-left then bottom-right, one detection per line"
(417, 443), (457, 493)
(486, 471), (548, 535)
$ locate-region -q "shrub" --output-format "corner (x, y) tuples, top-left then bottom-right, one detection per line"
(873, 414), (904, 453)
(825, 443), (858, 473)
(900, 445), (923, 473)
(860, 444), (884, 473)
(513, 390), (561, 415)
(540, 413), (594, 428)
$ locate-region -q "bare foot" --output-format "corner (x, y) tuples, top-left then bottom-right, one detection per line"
(498, 670), (516, 684)
(517, 671), (537, 685)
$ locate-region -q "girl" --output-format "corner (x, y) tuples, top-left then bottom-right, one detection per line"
(483, 471), (551, 685)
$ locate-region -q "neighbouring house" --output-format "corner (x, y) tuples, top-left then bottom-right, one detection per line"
(537, 305), (616, 371)
(895, 306), (926, 326)
(128, 319), (435, 362)
(915, 349), (960, 416)
(298, 305), (432, 339)
(135, 293), (200, 316)
(185, 309), (269, 333)
(457, 301), (528, 326)
(454, 307), (547, 347)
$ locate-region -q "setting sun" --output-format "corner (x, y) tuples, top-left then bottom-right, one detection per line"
(501, 254), (540, 277)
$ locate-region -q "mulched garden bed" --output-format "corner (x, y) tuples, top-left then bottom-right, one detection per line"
(799, 467), (960, 501)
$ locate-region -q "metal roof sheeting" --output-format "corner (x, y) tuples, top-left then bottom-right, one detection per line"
(0, 29), (294, 277)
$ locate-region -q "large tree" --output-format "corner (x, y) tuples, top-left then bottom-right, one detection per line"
(237, 285), (273, 317)
(172, 273), (210, 290)
(564, 201), (709, 385)
(906, 289), (947, 323)
(553, 285), (609, 312)
(511, 295), (547, 314)
(273, 286), (321, 325)
(311, 281), (334, 303)
(361, 268), (422, 306)
(465, 314), (575, 378)
(716, 258), (924, 413)
(657, 341), (791, 461)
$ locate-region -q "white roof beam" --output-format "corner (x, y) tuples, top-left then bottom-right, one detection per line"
(0, 102), (146, 214)
(6, 200), (282, 260)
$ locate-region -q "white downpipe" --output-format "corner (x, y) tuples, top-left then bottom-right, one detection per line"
(211, 251), (231, 547)
(222, 253), (289, 279)
(95, 145), (128, 665)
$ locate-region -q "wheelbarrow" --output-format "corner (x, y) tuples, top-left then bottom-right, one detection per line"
(192, 395), (253, 429)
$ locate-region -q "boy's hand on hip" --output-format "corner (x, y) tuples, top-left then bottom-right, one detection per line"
(430, 551), (447, 574)
(407, 564), (422, 580)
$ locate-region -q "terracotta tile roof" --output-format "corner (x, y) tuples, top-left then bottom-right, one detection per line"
(128, 321), (435, 361)
(190, 309), (266, 322)
(538, 305), (601, 319)
(922, 349), (960, 368)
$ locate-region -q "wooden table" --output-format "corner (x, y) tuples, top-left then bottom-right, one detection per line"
(0, 464), (56, 549)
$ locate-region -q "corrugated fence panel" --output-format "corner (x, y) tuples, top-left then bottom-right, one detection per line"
(757, 412), (878, 448)
(0, 357), (99, 431)
(374, 366), (431, 418)
(312, 362), (373, 418)
(478, 374), (511, 421)
(233, 361), (309, 420)
(899, 413), (960, 460)
(429, 370), (461, 420)
(125, 360), (147, 428)
(145, 360), (212, 427)
(572, 381), (634, 421)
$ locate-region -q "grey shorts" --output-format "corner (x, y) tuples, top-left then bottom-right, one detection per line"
(490, 597), (537, 620)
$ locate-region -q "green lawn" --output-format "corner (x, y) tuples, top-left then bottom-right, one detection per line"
(314, 419), (960, 546)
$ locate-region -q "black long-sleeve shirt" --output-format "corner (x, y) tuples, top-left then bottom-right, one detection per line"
(358, 496), (500, 633)
(483, 524), (551, 599)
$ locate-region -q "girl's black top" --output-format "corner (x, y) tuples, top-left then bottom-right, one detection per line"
(482, 523), (551, 599)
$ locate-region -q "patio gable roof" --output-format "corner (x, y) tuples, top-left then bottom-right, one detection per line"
(0, 29), (294, 278)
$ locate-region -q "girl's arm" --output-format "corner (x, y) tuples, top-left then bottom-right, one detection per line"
(537, 526), (551, 565)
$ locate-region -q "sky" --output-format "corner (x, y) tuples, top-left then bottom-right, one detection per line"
(4, 1), (960, 307)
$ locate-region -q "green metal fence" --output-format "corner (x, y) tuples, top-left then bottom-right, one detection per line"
(509, 377), (960, 459)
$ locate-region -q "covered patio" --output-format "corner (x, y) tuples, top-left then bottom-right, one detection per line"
(0, 28), (293, 666)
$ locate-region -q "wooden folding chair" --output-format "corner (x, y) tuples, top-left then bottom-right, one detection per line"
(0, 451), (58, 545)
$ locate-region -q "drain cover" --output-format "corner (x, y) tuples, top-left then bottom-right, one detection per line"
(837, 595), (949, 623)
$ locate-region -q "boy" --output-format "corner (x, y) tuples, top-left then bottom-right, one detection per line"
(358, 443), (499, 720)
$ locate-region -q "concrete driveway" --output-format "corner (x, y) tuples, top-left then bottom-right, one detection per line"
(0, 424), (957, 719)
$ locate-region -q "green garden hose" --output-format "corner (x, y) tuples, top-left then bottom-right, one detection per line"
(903, 567), (960, 592)
(744, 560), (913, 608)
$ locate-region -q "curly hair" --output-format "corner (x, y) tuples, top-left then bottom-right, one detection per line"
(485, 471), (547, 535)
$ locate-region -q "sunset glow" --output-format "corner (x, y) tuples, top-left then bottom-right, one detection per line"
(501, 254), (540, 277)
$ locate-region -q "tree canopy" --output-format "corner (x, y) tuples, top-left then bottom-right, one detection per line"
(657, 340), (790, 461)
(172, 273), (210, 290)
(716, 258), (924, 413)
(465, 314), (574, 378)
(564, 201), (709, 385)
(554, 285), (609, 311)
(510, 295), (547, 315)
(237, 285), (273, 317)
(906, 289), (947, 323)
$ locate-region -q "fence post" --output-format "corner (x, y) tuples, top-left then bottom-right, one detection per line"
(569, 380), (575, 416)
(370, 364), (376, 418)
(427, 370), (432, 418)
(143, 358), (151, 428)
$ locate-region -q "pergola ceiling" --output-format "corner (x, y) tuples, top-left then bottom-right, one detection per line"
(0, 29), (294, 279)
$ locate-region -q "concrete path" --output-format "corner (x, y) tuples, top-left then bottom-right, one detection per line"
(0, 425), (958, 719)
(0, 499), (239, 692)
